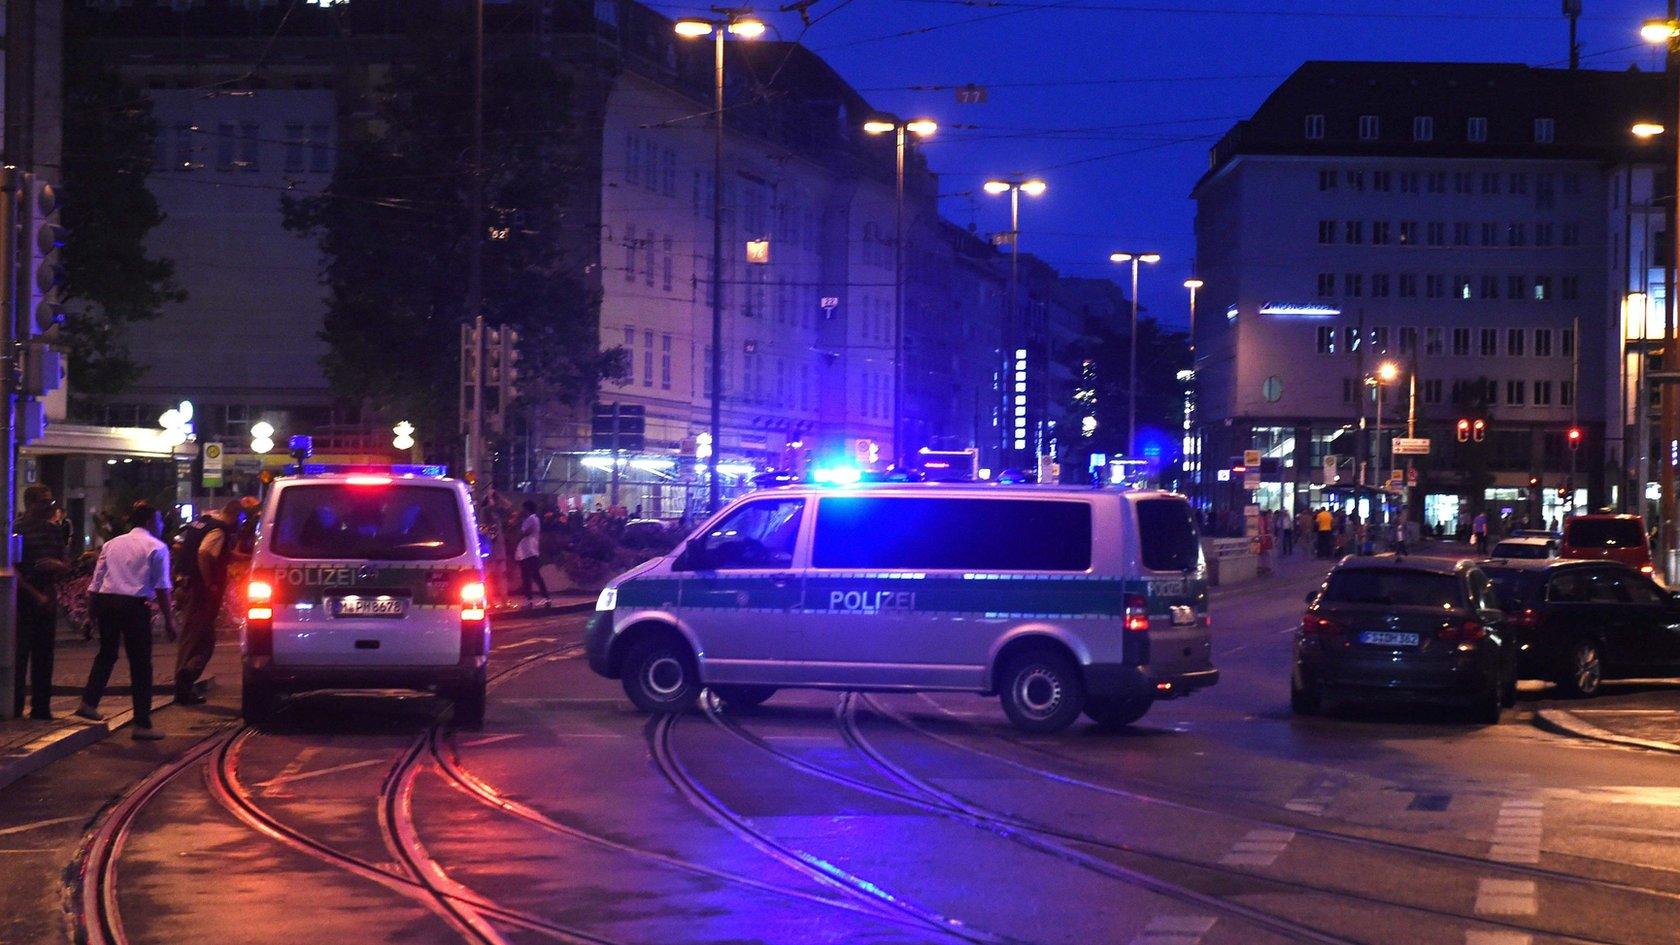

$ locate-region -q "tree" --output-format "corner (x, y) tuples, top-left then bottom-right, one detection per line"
(283, 12), (622, 455)
(60, 59), (184, 397)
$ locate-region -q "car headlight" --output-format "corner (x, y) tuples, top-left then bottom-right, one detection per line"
(596, 586), (618, 612)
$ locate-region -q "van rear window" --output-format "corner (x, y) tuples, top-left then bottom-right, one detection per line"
(812, 497), (1091, 571)
(1135, 497), (1200, 572)
(272, 484), (465, 561)
(1564, 518), (1645, 550)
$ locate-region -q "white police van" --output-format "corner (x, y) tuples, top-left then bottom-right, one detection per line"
(241, 466), (489, 726)
(585, 484), (1215, 732)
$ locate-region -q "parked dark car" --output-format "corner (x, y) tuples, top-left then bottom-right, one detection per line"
(1559, 514), (1654, 574)
(1482, 559), (1680, 697)
(1489, 536), (1557, 560)
(1293, 555), (1514, 723)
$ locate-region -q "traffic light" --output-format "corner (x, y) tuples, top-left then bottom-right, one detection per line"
(1472, 419), (1486, 442)
(250, 421), (275, 454)
(1557, 486), (1569, 501)
(392, 420), (416, 451)
(1456, 419), (1470, 442)
(27, 175), (66, 339)
(1567, 426), (1582, 451)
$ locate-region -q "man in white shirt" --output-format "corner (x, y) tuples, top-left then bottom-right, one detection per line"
(75, 503), (177, 740)
(515, 500), (548, 607)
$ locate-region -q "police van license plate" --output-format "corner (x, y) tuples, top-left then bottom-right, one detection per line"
(1358, 630), (1419, 647)
(333, 596), (407, 618)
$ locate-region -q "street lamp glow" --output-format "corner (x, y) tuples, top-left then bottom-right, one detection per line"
(862, 119), (896, 135)
(1139, 253), (1161, 264)
(1110, 252), (1131, 263)
(673, 18), (713, 37)
(905, 119), (938, 137)
(1019, 179), (1047, 196)
(983, 179), (1012, 195)
(1641, 18), (1678, 43)
(1376, 361), (1400, 383)
(1183, 278), (1204, 289)
(726, 18), (766, 37)
(1633, 121), (1667, 138)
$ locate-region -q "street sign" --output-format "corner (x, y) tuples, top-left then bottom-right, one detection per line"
(955, 83), (987, 104)
(1322, 454), (1339, 483)
(1407, 467), (1419, 487)
(202, 442), (224, 489)
(1392, 437), (1431, 456)
(1243, 472), (1260, 490)
(1242, 449), (1262, 467)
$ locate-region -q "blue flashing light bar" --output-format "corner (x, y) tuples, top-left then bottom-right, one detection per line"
(812, 465), (863, 485)
(283, 463), (449, 478)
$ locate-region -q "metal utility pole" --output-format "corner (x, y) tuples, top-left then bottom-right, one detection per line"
(893, 125), (906, 464)
(0, 171), (18, 719)
(1667, 2), (1680, 579)
(1108, 251), (1160, 461)
(984, 177), (1046, 467)
(708, 22), (725, 512)
(1565, 0), (1582, 69)
(465, 0), (486, 487)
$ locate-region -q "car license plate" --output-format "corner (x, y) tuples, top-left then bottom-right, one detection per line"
(1358, 630), (1419, 647)
(1170, 605), (1196, 626)
(333, 596), (407, 618)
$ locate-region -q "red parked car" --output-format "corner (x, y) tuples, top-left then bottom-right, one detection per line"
(1560, 514), (1654, 575)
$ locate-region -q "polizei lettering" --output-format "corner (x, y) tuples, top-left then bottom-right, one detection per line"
(827, 589), (916, 613)
(281, 566), (358, 587)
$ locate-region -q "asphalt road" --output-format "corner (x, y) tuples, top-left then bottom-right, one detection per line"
(6, 557), (1680, 945)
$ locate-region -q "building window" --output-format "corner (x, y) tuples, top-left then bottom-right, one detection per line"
(661, 334), (673, 389)
(1426, 221), (1445, 246)
(1484, 379), (1499, 405)
(1424, 326), (1443, 355)
(1452, 221), (1471, 246)
(662, 236), (674, 291)
(1358, 115), (1379, 140)
(1562, 328), (1574, 357)
(1318, 220), (1336, 244)
(1534, 118), (1555, 143)
(1427, 274), (1446, 299)
(1373, 170), (1392, 192)
(1507, 328), (1525, 357)
(1422, 379), (1443, 404)
(1399, 326), (1417, 353)
(1480, 328), (1498, 356)
(1507, 222), (1526, 247)
(1561, 380), (1575, 406)
(1347, 170), (1365, 191)
(623, 326), (636, 384)
(624, 224), (636, 282)
(1456, 275), (1473, 300)
(1506, 380), (1525, 405)
(1413, 116), (1434, 142)
(284, 123), (305, 173)
(1427, 172), (1446, 193)
(1342, 377), (1355, 403)
(1344, 327), (1362, 352)
(1371, 273), (1390, 297)
(1561, 275), (1579, 300)
(1370, 326), (1389, 352)
(1400, 172), (1419, 193)
(1453, 172), (1473, 194)
(1317, 272), (1336, 297)
(1318, 169), (1337, 191)
(1509, 173), (1529, 196)
(1534, 380), (1552, 405)
(1481, 222), (1500, 247)
(1343, 273), (1363, 297)
(1467, 116), (1488, 142)
(308, 123), (331, 173)
(1316, 326), (1336, 354)
(1305, 114), (1325, 139)
(643, 330), (654, 387)
(1533, 276), (1552, 301)
(1480, 172), (1501, 195)
(1371, 220), (1391, 244)
(1535, 329), (1553, 357)
(1479, 275), (1499, 299)
(1345, 220), (1364, 244)
(238, 122), (260, 170)
(1399, 220), (1418, 245)
(1535, 222), (1554, 246)
(1507, 274), (1526, 299)
(216, 122), (236, 170)
(1561, 222), (1580, 246)
(1399, 273), (1418, 297)
(1452, 327), (1471, 356)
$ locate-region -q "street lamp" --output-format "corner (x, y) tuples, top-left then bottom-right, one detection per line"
(1110, 252), (1161, 460)
(1367, 360), (1401, 503)
(1182, 278), (1203, 363)
(864, 115), (937, 465)
(1639, 16), (1680, 578)
(675, 11), (764, 511)
(984, 177), (1047, 462)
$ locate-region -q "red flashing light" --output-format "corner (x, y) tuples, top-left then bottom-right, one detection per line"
(346, 474), (393, 486)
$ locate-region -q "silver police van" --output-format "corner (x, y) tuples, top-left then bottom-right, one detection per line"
(585, 485), (1216, 732)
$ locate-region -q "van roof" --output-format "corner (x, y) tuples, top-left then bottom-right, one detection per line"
(273, 473), (463, 486)
(753, 483), (1188, 501)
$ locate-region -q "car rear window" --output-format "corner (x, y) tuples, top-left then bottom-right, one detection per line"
(812, 497), (1091, 571)
(271, 484), (465, 561)
(1134, 497), (1201, 572)
(1491, 541), (1548, 559)
(1321, 569), (1464, 609)
(1565, 519), (1645, 549)
(1483, 568), (1540, 609)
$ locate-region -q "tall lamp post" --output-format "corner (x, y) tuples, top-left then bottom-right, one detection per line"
(983, 177), (1047, 465)
(1640, 15), (1680, 577)
(1368, 360), (1400, 523)
(1183, 278), (1203, 503)
(864, 116), (937, 465)
(1109, 252), (1161, 460)
(675, 12), (764, 512)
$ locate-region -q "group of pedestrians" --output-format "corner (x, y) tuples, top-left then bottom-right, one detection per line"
(11, 491), (247, 738)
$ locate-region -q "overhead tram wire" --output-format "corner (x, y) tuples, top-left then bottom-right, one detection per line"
(892, 0), (1632, 22)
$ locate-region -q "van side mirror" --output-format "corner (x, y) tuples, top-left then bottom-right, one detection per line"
(675, 539), (709, 572)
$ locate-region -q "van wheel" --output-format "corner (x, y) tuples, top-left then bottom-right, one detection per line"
(622, 636), (700, 714)
(1556, 639), (1602, 698)
(241, 668), (278, 726)
(998, 649), (1084, 733)
(710, 685), (777, 711)
(1084, 695), (1151, 729)
(453, 669), (487, 730)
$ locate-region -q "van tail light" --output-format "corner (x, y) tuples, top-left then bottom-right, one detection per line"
(1642, 564), (1656, 575)
(1301, 613), (1342, 637)
(1124, 593), (1149, 633)
(244, 573), (274, 658)
(461, 580), (488, 623)
(1440, 619), (1486, 642)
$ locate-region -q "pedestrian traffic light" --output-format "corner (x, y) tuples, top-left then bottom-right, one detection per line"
(1456, 419), (1470, 442)
(392, 420), (416, 451)
(1472, 419), (1486, 442)
(1567, 426), (1582, 451)
(27, 175), (66, 339)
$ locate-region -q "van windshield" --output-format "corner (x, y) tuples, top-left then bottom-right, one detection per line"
(272, 484), (466, 561)
(1135, 497), (1200, 572)
(1565, 519), (1645, 550)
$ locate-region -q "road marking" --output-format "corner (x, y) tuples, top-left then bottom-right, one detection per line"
(458, 733), (523, 748)
(0, 815), (82, 836)
(254, 757), (385, 789)
(1219, 828), (1295, 867)
(1465, 932), (1532, 945)
(1474, 878), (1537, 915)
(1571, 709), (1676, 715)
(1128, 915), (1216, 945)
(1489, 798), (1543, 864)
(1285, 776), (1337, 815)
(260, 747), (321, 797)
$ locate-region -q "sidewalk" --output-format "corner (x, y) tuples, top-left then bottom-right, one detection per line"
(1532, 687), (1680, 755)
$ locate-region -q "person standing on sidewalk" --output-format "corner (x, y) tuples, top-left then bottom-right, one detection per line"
(515, 500), (549, 607)
(13, 485), (69, 720)
(171, 499), (243, 705)
(75, 504), (176, 740)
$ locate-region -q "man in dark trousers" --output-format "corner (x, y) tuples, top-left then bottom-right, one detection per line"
(75, 503), (176, 740)
(13, 485), (68, 719)
(172, 499), (243, 705)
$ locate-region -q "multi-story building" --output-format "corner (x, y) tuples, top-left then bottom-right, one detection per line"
(1193, 61), (1664, 533)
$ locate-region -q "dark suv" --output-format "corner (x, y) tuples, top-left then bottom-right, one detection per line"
(1482, 559), (1680, 697)
(1293, 555), (1514, 723)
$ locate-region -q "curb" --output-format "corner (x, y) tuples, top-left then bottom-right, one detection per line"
(0, 685), (195, 793)
(1532, 706), (1680, 755)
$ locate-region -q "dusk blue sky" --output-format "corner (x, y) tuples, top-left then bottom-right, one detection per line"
(653, 0), (1670, 330)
